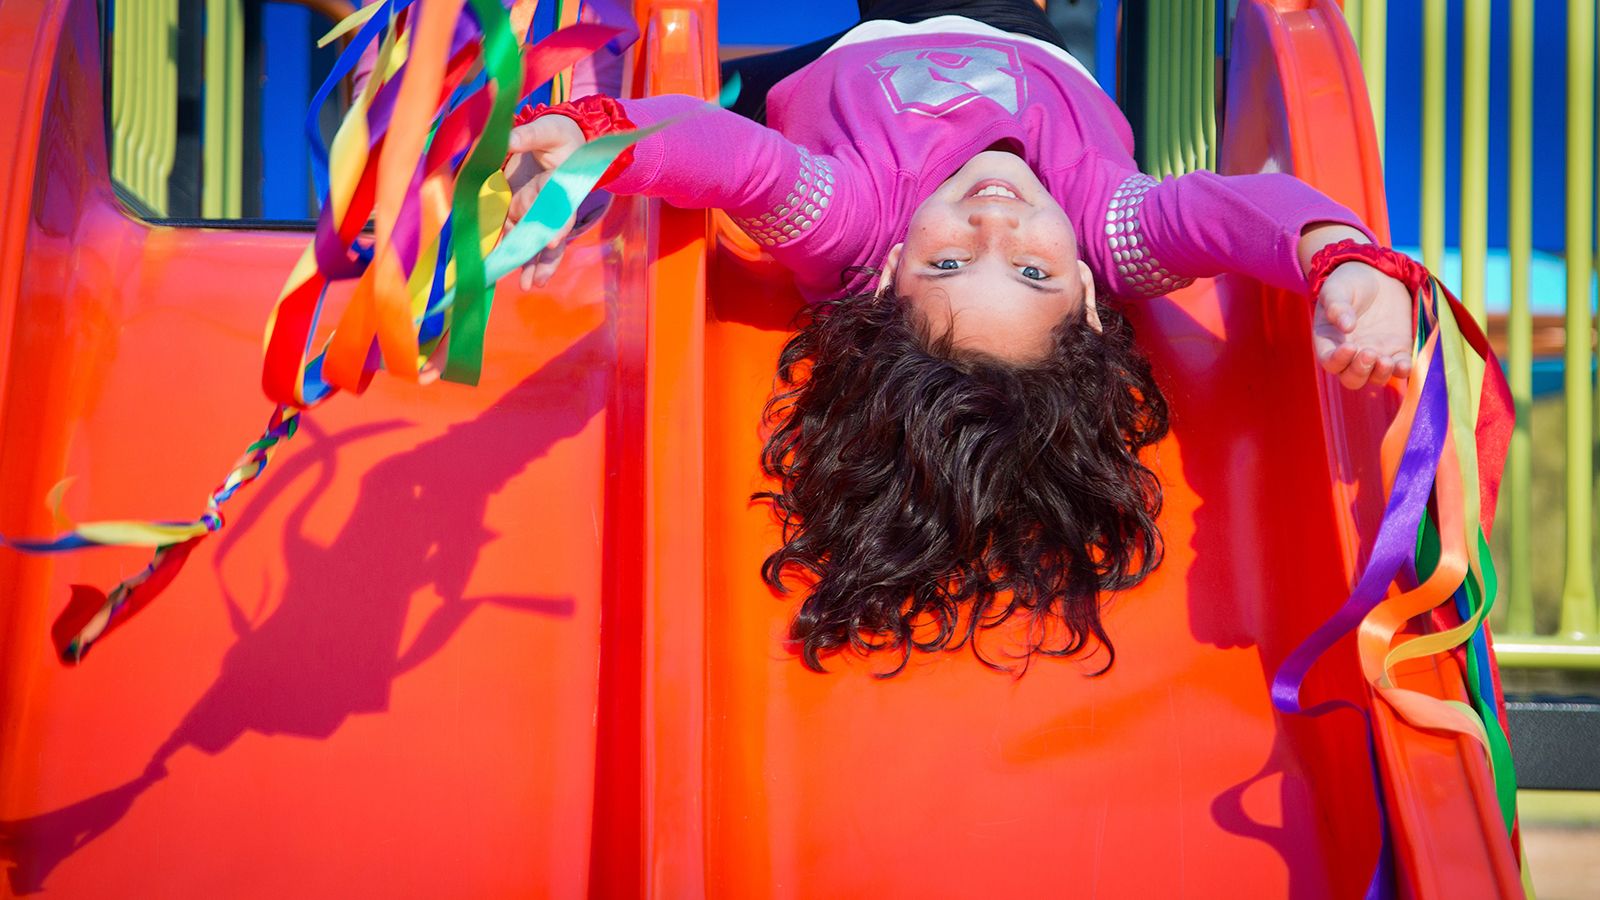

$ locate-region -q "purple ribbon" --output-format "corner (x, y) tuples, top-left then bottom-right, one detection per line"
(1271, 329), (1447, 713)
(1268, 296), (1448, 900)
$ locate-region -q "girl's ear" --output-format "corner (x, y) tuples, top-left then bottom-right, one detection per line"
(877, 243), (904, 297)
(1078, 259), (1103, 333)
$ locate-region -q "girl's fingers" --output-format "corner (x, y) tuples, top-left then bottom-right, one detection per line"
(1368, 355), (1395, 386)
(503, 150), (539, 187)
(510, 168), (574, 228)
(531, 248), (563, 283)
(531, 244), (567, 287)
(1318, 275), (1361, 330)
(1333, 302), (1357, 332)
(1340, 349), (1377, 390)
(530, 219), (579, 286)
(506, 171), (550, 225)
(514, 216), (579, 290)
(1318, 342), (1358, 374)
(1318, 295), (1357, 334)
(508, 115), (578, 155)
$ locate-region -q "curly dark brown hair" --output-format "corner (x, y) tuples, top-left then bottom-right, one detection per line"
(756, 289), (1170, 677)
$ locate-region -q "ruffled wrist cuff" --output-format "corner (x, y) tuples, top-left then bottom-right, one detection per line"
(511, 94), (637, 187)
(1307, 240), (1430, 300)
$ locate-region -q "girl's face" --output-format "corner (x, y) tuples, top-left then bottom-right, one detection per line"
(883, 150), (1100, 362)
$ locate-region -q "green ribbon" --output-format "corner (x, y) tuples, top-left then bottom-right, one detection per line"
(443, 0), (523, 385)
(429, 76), (742, 322)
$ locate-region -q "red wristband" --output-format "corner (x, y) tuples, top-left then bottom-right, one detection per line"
(511, 94), (636, 187)
(1307, 239), (1431, 301)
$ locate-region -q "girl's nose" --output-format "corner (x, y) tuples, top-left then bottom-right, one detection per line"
(967, 204), (1022, 229)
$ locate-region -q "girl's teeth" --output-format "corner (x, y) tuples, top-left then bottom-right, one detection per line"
(976, 185), (1018, 198)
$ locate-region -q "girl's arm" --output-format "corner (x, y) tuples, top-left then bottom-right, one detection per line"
(1083, 162), (1378, 299)
(1075, 159), (1410, 388)
(506, 94), (868, 294)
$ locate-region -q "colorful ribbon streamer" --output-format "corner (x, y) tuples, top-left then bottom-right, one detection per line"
(1, 1), (647, 662)
(4, 0), (741, 663)
(1272, 245), (1520, 891)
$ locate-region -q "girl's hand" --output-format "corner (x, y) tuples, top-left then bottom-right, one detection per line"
(505, 114), (589, 289)
(1312, 260), (1415, 390)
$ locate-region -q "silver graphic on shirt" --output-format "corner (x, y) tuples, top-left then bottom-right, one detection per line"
(867, 41), (1026, 118)
(1105, 173), (1194, 298)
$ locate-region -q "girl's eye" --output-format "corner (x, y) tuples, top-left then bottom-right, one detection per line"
(934, 259), (963, 270)
(1021, 265), (1047, 280)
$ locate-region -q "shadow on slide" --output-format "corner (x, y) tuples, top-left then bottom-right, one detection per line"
(0, 0), (1521, 895)
(673, 0), (1522, 895)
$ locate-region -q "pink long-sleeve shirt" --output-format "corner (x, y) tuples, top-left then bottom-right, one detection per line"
(605, 17), (1373, 303)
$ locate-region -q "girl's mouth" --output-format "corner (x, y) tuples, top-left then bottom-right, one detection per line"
(964, 179), (1025, 202)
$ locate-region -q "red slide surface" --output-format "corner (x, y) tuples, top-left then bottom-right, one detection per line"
(0, 0), (1518, 896)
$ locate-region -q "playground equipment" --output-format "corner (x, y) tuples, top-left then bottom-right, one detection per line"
(0, 0), (1521, 895)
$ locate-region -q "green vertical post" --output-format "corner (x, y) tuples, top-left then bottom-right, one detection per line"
(1421, 0), (1446, 273)
(1178, 0), (1192, 174)
(1346, 0), (1365, 58)
(228, 0), (243, 214)
(1173, 0), (1185, 174)
(1180, 0), (1192, 173)
(1158, 0), (1171, 177)
(1203, 0), (1216, 171)
(1158, 0), (1171, 175)
(1192, 0), (1207, 172)
(1361, 0), (1387, 164)
(1562, 0), (1596, 638)
(204, 0), (244, 218)
(1184, 0), (1200, 174)
(1143, 0), (1158, 173)
(1506, 0), (1535, 635)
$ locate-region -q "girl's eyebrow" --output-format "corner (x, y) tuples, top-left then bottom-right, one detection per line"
(1013, 276), (1065, 295)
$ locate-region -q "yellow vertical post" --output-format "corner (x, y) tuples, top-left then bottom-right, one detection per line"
(1361, 0), (1387, 164)
(110, 1), (130, 196)
(1461, 0), (1491, 421)
(141, 1), (157, 205)
(128, 2), (150, 204)
(1462, 0), (1490, 324)
(154, 0), (178, 215)
(204, 0), (244, 218)
(1506, 0), (1534, 634)
(1421, 0), (1446, 273)
(1562, 0), (1596, 637)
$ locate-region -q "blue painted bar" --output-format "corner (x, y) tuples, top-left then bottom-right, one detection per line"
(719, 1), (854, 45)
(1097, 0), (1120, 92)
(261, 2), (312, 219)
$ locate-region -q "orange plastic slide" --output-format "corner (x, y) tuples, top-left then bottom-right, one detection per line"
(0, 0), (1518, 896)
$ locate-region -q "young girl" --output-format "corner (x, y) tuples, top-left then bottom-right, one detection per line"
(503, 1), (1415, 675)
